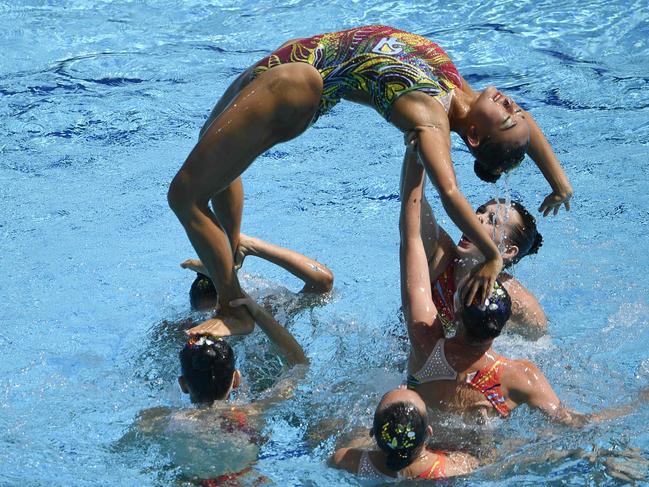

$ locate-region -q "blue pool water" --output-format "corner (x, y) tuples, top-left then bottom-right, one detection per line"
(2, 0), (649, 485)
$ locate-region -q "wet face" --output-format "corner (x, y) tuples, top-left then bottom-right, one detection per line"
(458, 201), (524, 263)
(469, 86), (530, 172)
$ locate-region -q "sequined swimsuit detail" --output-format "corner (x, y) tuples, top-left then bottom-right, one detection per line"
(252, 25), (462, 123)
(407, 339), (511, 418)
(431, 258), (456, 335)
(358, 450), (447, 480)
(407, 338), (456, 389)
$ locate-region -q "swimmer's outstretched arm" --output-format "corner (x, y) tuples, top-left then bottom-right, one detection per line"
(181, 234), (333, 294)
(521, 111), (573, 216)
(234, 234), (333, 293)
(510, 360), (590, 427)
(458, 75), (573, 217)
(400, 143), (440, 347)
(230, 294), (308, 366)
(392, 93), (503, 306)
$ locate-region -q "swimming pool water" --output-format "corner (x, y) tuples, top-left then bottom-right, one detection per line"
(2, 0), (649, 485)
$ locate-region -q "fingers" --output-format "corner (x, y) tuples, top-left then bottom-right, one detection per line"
(464, 278), (479, 307)
(564, 200), (571, 211)
(186, 322), (212, 336)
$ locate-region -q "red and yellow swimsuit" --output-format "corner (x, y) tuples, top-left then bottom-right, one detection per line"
(431, 258), (457, 335)
(252, 25), (462, 123)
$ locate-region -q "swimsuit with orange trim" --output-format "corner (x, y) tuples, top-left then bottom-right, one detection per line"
(252, 25), (462, 123)
(418, 450), (447, 479)
(467, 358), (510, 418)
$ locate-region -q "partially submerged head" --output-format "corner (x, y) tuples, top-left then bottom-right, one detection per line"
(178, 335), (241, 404)
(459, 199), (543, 269)
(464, 86), (530, 182)
(457, 280), (512, 342)
(190, 273), (218, 311)
(372, 388), (432, 471)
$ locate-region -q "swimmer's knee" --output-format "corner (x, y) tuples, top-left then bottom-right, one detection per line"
(168, 171), (196, 216)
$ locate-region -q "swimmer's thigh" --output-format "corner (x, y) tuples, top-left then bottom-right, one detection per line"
(174, 62), (323, 203)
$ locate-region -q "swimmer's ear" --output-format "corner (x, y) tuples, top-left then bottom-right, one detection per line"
(231, 370), (242, 390)
(178, 376), (190, 394)
(466, 125), (480, 149)
(425, 425), (433, 440)
(503, 244), (519, 264)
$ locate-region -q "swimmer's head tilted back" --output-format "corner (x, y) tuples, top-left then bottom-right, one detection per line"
(463, 87), (531, 182)
(474, 199), (543, 269)
(460, 280), (512, 342)
(178, 335), (240, 404)
(189, 273), (218, 311)
(372, 388), (432, 472)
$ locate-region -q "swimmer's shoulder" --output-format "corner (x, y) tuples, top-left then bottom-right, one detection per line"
(330, 447), (363, 473)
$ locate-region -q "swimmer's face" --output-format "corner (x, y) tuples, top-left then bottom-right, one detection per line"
(472, 86), (530, 145)
(469, 86), (530, 175)
(458, 201), (523, 264)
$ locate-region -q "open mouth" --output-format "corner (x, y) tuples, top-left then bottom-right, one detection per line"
(458, 236), (472, 248)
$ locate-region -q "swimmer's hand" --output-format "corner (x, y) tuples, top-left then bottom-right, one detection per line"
(538, 186), (572, 217)
(461, 256), (503, 306)
(180, 258), (208, 275)
(234, 234), (255, 271)
(229, 294), (261, 320)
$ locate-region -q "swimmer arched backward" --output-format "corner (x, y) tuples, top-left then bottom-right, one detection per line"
(167, 25), (573, 338)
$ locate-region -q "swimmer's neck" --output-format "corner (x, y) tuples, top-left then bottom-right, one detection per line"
(448, 89), (478, 137)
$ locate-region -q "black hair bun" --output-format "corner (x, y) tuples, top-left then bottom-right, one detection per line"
(474, 159), (501, 183)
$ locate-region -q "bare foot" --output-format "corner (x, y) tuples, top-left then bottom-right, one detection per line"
(180, 258), (208, 275)
(186, 308), (254, 337)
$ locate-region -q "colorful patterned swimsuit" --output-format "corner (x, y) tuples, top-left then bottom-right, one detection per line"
(252, 25), (462, 123)
(431, 257), (457, 335)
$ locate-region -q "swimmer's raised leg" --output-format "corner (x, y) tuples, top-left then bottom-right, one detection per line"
(168, 63), (323, 336)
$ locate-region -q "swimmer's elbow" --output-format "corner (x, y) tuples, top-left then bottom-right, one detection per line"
(314, 269), (334, 293)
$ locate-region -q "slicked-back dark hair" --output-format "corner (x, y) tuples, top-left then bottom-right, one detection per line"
(179, 335), (235, 403)
(470, 136), (529, 182)
(373, 401), (428, 471)
(189, 272), (218, 310)
(461, 280), (512, 341)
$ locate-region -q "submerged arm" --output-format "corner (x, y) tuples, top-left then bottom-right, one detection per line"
(231, 295), (308, 366)
(512, 360), (589, 427)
